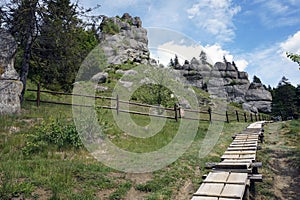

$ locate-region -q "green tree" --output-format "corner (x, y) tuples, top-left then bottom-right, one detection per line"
(253, 75), (262, 83)
(169, 58), (174, 68)
(287, 52), (300, 69)
(3, 0), (39, 101)
(31, 0), (98, 91)
(2, 0), (101, 94)
(272, 77), (298, 119)
(174, 54), (179, 66)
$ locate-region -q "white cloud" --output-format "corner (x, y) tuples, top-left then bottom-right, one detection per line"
(186, 0), (241, 43)
(151, 41), (205, 66)
(152, 41), (249, 71)
(280, 30), (300, 54)
(242, 30), (300, 86)
(253, 0), (300, 28)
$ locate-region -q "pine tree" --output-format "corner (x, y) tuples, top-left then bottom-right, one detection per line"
(253, 75), (262, 83)
(272, 77), (298, 119)
(169, 58), (174, 67)
(3, 0), (39, 101)
(31, 0), (98, 91)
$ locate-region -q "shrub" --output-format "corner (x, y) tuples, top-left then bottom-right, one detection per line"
(22, 117), (83, 155)
(101, 19), (120, 35)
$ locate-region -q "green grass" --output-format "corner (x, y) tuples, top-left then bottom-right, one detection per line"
(255, 120), (300, 199)
(0, 99), (252, 199)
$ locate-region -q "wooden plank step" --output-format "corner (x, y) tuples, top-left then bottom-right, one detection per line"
(191, 197), (218, 200)
(220, 184), (245, 199)
(204, 172), (229, 183)
(233, 139), (258, 142)
(194, 183), (224, 196)
(215, 162), (251, 170)
(221, 154), (256, 160)
(230, 144), (257, 148)
(224, 150), (257, 155)
(227, 147), (257, 151)
(222, 159), (253, 163)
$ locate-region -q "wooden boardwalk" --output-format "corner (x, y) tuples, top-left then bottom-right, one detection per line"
(192, 121), (267, 200)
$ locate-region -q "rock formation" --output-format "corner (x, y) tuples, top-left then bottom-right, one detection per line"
(173, 57), (272, 113)
(97, 13), (272, 113)
(99, 13), (156, 65)
(0, 29), (23, 115)
(243, 82), (272, 113)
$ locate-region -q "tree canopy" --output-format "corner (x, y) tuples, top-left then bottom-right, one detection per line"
(1, 0), (101, 96)
(272, 77), (299, 119)
(287, 52), (300, 69)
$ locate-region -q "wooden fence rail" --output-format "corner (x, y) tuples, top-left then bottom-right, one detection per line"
(26, 85), (270, 123)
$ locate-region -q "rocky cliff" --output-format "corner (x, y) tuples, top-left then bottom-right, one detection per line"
(0, 29), (23, 115)
(173, 56), (272, 113)
(97, 14), (272, 113)
(99, 13), (156, 65)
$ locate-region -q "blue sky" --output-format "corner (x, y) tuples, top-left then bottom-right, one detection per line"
(76, 0), (300, 87)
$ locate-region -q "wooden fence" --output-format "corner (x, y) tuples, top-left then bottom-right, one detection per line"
(26, 83), (270, 123)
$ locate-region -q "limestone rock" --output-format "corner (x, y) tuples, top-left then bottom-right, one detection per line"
(99, 13), (152, 65)
(0, 29), (23, 115)
(243, 83), (272, 113)
(91, 72), (108, 83)
(116, 69), (138, 76)
(0, 81), (23, 114)
(242, 102), (258, 113)
(0, 29), (19, 80)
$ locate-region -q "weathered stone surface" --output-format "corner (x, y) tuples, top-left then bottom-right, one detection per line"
(95, 15), (273, 113)
(0, 29), (23, 115)
(99, 13), (153, 65)
(0, 29), (19, 80)
(0, 81), (23, 115)
(173, 56), (271, 112)
(243, 83), (272, 113)
(95, 85), (108, 92)
(91, 72), (108, 83)
(242, 102), (258, 113)
(116, 69), (138, 76)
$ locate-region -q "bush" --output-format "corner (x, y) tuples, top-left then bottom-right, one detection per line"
(101, 19), (120, 35)
(22, 117), (83, 155)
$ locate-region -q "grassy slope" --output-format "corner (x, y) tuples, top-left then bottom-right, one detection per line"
(256, 120), (300, 200)
(0, 100), (251, 200)
(0, 65), (272, 199)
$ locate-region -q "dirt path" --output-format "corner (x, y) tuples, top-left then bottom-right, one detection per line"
(260, 122), (300, 200)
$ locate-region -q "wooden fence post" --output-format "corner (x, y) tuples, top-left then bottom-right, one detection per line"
(36, 82), (41, 107)
(116, 94), (119, 115)
(226, 111), (229, 123)
(174, 104), (178, 122)
(208, 108), (212, 123)
(244, 112), (247, 122)
(250, 113), (253, 122)
(236, 110), (239, 122)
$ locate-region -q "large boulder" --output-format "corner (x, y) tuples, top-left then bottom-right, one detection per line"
(244, 82), (272, 113)
(0, 29), (23, 115)
(91, 72), (108, 83)
(99, 13), (152, 65)
(245, 83), (272, 101)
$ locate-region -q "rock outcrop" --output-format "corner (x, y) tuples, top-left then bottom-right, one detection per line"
(0, 29), (23, 115)
(243, 82), (272, 113)
(173, 57), (272, 113)
(99, 13), (156, 66)
(96, 13), (272, 113)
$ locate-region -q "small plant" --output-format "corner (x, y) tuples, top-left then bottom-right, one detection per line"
(101, 19), (120, 35)
(22, 117), (83, 155)
(109, 182), (132, 200)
